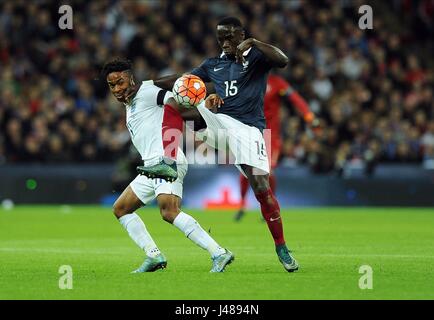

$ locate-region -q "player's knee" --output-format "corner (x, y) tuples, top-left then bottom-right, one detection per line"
(249, 175), (270, 194)
(159, 201), (179, 223)
(113, 201), (129, 219)
(160, 208), (179, 223)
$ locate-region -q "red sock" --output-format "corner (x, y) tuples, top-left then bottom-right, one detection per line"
(162, 104), (183, 159)
(239, 174), (249, 209)
(255, 189), (285, 246)
(269, 174), (276, 194)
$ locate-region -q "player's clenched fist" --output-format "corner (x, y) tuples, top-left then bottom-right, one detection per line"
(236, 38), (255, 64)
(205, 94), (224, 112)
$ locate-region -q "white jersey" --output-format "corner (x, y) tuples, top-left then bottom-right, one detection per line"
(125, 80), (186, 166)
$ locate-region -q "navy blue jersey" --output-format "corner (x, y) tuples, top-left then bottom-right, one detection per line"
(191, 47), (273, 130)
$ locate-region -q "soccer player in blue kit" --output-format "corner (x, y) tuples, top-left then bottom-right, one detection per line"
(144, 17), (299, 272)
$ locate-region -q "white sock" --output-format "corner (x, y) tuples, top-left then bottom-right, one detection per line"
(119, 213), (161, 258)
(173, 211), (226, 258)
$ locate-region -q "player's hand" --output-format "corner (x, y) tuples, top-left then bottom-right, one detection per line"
(305, 114), (322, 135)
(304, 112), (315, 124)
(205, 94), (224, 111)
(236, 38), (255, 64)
(311, 118), (321, 133)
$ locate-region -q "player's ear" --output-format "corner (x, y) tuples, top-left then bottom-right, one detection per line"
(130, 76), (135, 86)
(240, 29), (246, 40)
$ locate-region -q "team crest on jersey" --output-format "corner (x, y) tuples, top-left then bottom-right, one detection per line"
(127, 101), (136, 120)
(240, 60), (249, 74)
(130, 101), (136, 113)
(242, 60), (249, 70)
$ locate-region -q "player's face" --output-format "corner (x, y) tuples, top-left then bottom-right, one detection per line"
(107, 71), (133, 103)
(216, 25), (244, 56)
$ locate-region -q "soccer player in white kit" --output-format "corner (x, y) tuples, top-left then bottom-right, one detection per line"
(101, 59), (234, 273)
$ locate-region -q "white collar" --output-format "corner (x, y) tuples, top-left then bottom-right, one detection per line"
(124, 80), (153, 107)
(242, 47), (252, 56)
(141, 80), (154, 86)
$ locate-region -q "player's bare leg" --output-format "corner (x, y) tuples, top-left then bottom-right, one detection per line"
(156, 194), (234, 272)
(259, 172), (277, 223)
(113, 186), (167, 272)
(241, 164), (299, 272)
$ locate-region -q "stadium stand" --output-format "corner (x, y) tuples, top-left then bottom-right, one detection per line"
(0, 0), (433, 176)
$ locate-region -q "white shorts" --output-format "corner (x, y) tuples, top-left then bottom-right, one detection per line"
(196, 103), (270, 177)
(130, 162), (188, 205)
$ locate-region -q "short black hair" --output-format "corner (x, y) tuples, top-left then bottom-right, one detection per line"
(217, 16), (243, 29)
(101, 58), (132, 79)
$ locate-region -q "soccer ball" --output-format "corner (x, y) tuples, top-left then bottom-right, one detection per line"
(172, 74), (206, 108)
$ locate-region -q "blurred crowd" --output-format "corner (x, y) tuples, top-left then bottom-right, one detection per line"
(0, 0), (433, 175)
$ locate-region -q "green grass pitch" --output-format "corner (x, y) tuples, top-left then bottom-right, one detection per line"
(1, 205), (433, 300)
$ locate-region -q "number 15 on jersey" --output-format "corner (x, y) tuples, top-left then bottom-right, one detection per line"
(224, 80), (238, 97)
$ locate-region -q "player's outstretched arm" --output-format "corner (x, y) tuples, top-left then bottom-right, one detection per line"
(287, 91), (320, 130)
(154, 74), (181, 91)
(154, 74), (215, 94)
(237, 38), (289, 68)
(281, 87), (313, 122)
(279, 82), (321, 131)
